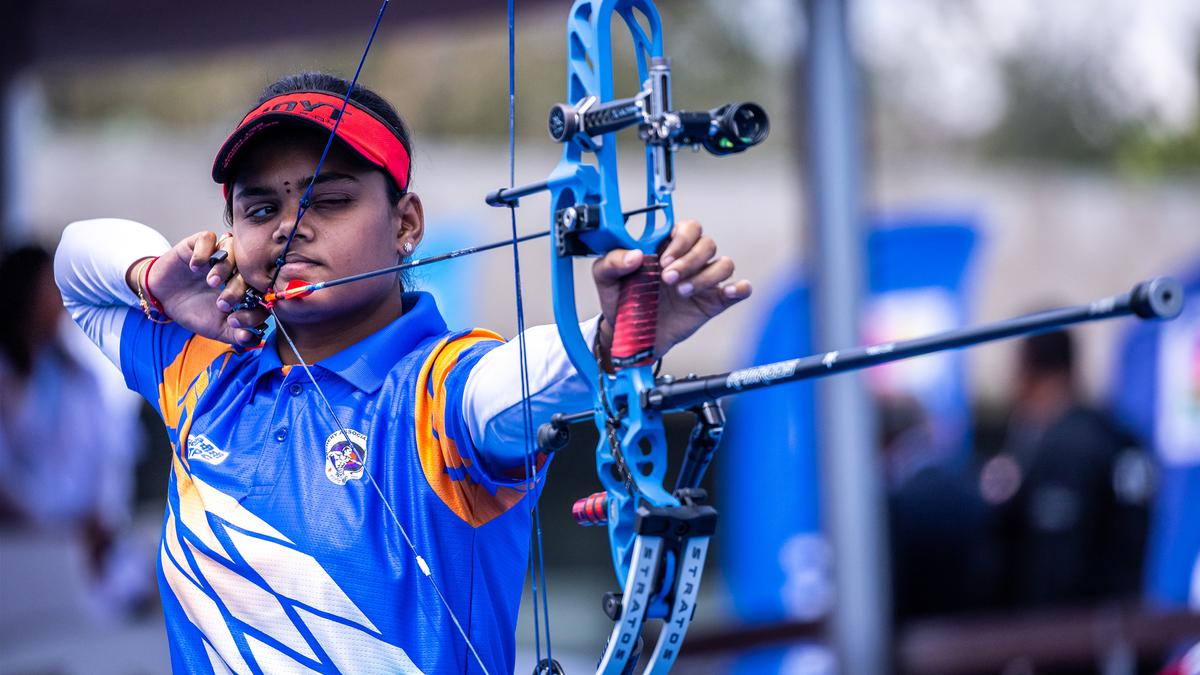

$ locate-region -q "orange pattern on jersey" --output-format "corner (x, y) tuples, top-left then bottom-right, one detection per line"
(158, 336), (235, 471)
(414, 330), (536, 527)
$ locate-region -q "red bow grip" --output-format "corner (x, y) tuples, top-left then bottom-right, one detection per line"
(610, 254), (661, 369)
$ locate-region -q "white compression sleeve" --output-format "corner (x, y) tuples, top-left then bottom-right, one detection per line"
(464, 316), (601, 471)
(53, 218), (171, 368)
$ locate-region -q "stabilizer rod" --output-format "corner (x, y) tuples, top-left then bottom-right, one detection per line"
(646, 276), (1184, 411)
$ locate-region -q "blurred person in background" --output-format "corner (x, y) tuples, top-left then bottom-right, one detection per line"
(0, 245), (151, 620)
(984, 329), (1152, 609)
(881, 393), (996, 622)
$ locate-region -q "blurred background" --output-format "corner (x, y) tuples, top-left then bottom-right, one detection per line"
(1, 0), (1198, 673)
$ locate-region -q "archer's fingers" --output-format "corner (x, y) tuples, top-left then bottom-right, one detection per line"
(674, 255), (734, 297)
(661, 235), (717, 287)
(229, 326), (268, 348)
(692, 278), (752, 307)
(717, 279), (753, 304)
(593, 248), (645, 283)
(227, 309), (269, 347)
(188, 231), (220, 273)
(659, 220), (702, 267)
(215, 274), (251, 314)
(206, 235), (237, 288)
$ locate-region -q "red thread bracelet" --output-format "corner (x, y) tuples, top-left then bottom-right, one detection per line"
(140, 256), (170, 321)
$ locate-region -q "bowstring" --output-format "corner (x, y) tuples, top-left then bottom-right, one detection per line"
(271, 312), (490, 674)
(266, 1), (389, 295)
(506, 0), (555, 669)
(263, 1), (491, 671)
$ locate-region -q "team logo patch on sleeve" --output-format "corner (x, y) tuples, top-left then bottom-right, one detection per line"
(325, 429), (368, 485)
(187, 434), (230, 465)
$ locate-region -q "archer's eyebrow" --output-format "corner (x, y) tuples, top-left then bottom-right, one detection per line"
(233, 185), (275, 200)
(234, 172), (361, 201)
(301, 172), (360, 189)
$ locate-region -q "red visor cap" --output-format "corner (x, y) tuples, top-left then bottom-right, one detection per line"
(212, 91), (410, 199)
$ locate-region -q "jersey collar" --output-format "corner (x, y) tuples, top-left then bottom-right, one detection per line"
(256, 291), (448, 393)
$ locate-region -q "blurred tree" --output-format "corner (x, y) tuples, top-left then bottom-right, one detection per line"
(981, 59), (1137, 165)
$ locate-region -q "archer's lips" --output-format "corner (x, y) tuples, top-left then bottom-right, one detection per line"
(276, 255), (320, 273)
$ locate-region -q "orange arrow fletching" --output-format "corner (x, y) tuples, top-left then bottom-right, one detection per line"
(263, 279), (316, 305)
(279, 279), (315, 301)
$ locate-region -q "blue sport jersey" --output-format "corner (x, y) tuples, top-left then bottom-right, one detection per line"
(121, 292), (541, 674)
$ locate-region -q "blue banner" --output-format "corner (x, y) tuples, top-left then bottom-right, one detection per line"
(1111, 263), (1200, 608)
(721, 216), (978, 637)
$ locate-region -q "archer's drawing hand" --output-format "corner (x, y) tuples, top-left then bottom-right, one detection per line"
(130, 231), (268, 347)
(592, 219), (752, 361)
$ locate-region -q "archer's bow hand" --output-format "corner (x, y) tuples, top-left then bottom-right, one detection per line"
(130, 230), (268, 347)
(592, 219), (751, 361)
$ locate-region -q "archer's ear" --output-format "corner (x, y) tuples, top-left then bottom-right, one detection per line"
(395, 192), (425, 256)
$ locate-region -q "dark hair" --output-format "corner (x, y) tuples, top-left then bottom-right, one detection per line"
(0, 246), (52, 376)
(223, 72), (414, 223)
(1019, 329), (1073, 375)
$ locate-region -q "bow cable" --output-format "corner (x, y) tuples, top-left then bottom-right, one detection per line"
(271, 313), (490, 672)
(261, 2), (490, 671)
(266, 2), (388, 296)
(505, 1), (557, 670)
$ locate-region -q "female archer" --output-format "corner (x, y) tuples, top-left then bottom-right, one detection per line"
(54, 72), (750, 674)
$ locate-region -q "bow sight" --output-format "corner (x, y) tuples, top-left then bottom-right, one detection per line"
(547, 57), (770, 192)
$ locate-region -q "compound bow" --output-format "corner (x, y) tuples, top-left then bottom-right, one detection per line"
(485, 1), (769, 672)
